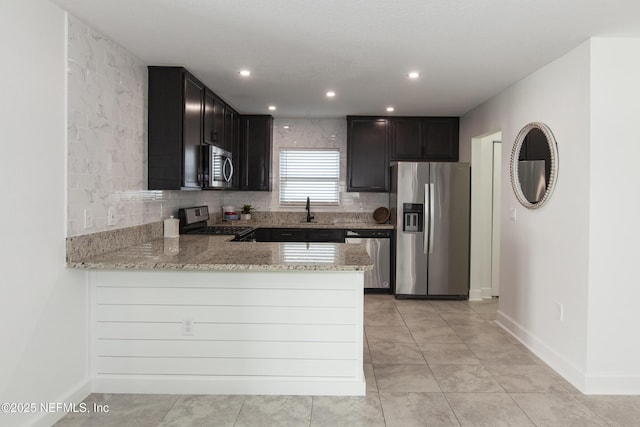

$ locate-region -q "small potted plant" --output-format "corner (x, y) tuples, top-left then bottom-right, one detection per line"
(241, 204), (253, 221)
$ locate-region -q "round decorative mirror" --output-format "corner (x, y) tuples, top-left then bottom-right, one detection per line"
(510, 122), (559, 209)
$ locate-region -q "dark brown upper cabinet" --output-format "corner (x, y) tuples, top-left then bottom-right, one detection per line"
(148, 66), (244, 191)
(148, 66), (204, 190)
(389, 117), (459, 161)
(239, 115), (273, 191)
(347, 117), (390, 192)
(203, 89), (225, 148)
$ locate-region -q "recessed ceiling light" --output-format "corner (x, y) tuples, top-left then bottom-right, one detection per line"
(386, 107), (395, 112)
(326, 91), (336, 98)
(239, 69), (251, 77)
(268, 105), (276, 111)
(408, 71), (420, 79)
(283, 125), (290, 129)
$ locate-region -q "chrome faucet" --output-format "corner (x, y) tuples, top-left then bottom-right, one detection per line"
(306, 196), (314, 222)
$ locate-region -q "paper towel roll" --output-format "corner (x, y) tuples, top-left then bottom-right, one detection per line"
(163, 216), (180, 237)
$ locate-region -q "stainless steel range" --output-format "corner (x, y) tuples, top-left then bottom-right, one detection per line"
(178, 206), (254, 240)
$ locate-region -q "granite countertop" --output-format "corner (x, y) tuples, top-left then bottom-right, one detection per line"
(68, 235), (374, 272)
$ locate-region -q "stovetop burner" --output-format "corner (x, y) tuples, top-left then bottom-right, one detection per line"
(178, 206), (254, 239)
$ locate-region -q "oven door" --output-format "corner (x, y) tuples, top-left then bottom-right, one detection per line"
(203, 145), (233, 189)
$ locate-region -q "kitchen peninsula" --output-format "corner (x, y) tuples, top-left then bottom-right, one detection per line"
(69, 234), (372, 396)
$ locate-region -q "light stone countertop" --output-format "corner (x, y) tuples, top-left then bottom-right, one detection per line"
(68, 235), (374, 272)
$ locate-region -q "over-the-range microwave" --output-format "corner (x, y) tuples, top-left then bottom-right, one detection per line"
(202, 145), (233, 189)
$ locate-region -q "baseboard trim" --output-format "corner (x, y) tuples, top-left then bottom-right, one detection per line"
(495, 310), (586, 392)
(91, 376), (366, 396)
(32, 378), (91, 427)
(584, 373), (640, 395)
(468, 289), (482, 301)
(481, 287), (493, 299)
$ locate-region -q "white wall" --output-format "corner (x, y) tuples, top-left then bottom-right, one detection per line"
(461, 41), (592, 388)
(0, 1), (89, 426)
(586, 38), (640, 393)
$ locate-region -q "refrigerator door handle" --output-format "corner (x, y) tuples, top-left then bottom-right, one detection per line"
(429, 183), (435, 254)
(424, 184), (429, 255)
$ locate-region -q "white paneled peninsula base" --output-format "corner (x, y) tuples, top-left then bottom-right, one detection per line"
(72, 236), (372, 396)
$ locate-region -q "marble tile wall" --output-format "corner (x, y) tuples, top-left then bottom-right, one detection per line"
(221, 118), (389, 215)
(66, 15), (221, 237)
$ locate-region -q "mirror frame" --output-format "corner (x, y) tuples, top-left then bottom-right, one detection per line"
(510, 122), (559, 209)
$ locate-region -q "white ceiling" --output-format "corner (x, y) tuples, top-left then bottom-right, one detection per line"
(53, 0), (640, 118)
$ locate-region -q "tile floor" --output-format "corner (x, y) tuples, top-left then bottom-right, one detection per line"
(55, 295), (640, 426)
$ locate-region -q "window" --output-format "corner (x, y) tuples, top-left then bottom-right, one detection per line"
(279, 149), (340, 205)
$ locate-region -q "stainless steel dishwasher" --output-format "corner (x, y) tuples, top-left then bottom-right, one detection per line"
(345, 229), (392, 292)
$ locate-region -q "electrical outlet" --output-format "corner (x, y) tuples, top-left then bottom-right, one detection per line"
(555, 303), (564, 321)
(182, 319), (195, 336)
(107, 207), (116, 226)
(84, 209), (93, 229)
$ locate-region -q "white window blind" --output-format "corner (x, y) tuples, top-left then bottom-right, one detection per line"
(279, 149), (340, 205)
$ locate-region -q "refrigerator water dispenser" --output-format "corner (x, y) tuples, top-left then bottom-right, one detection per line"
(402, 203), (423, 232)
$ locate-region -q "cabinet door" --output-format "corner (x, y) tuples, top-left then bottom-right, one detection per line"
(307, 229), (345, 243)
(182, 74), (204, 188)
(347, 117), (389, 192)
(229, 110), (241, 189)
(224, 107), (237, 153)
(203, 90), (225, 147)
(390, 118), (423, 160)
(239, 115), (273, 191)
(423, 117), (459, 161)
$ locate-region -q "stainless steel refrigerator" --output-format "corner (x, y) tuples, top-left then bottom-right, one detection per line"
(390, 162), (471, 299)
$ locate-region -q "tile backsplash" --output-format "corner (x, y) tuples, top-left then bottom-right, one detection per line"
(66, 15), (221, 237)
(66, 18), (387, 237)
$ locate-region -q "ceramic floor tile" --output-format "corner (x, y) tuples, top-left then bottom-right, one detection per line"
(430, 364), (503, 393)
(364, 334), (372, 364)
(364, 296), (398, 312)
(510, 393), (608, 426)
(468, 301), (500, 314)
(410, 325), (464, 344)
(394, 300), (439, 315)
(157, 395), (244, 427)
(365, 325), (416, 343)
(486, 364), (574, 393)
(575, 395), (640, 426)
(467, 344), (538, 366)
(77, 394), (179, 427)
(234, 395), (312, 427)
(401, 313), (449, 327)
(431, 301), (476, 313)
(379, 392), (460, 427)
(420, 343), (481, 365)
(374, 364), (441, 392)
(445, 393), (533, 426)
(439, 312), (487, 326)
(364, 363), (378, 392)
(310, 394), (385, 427)
(364, 311), (405, 327)
(478, 312), (498, 321)
(369, 341), (426, 364)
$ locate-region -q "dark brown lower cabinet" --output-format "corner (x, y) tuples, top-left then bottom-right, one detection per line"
(255, 228), (345, 243)
(239, 115), (273, 191)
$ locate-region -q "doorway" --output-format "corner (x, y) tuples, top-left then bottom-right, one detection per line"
(470, 132), (502, 299)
